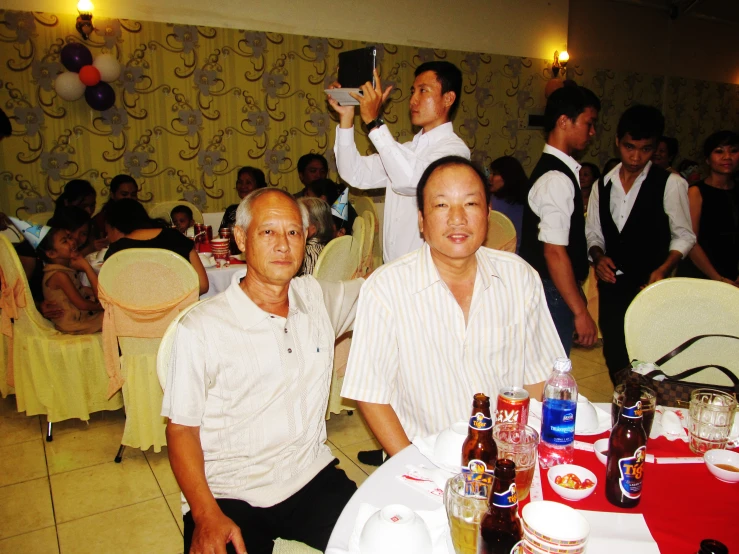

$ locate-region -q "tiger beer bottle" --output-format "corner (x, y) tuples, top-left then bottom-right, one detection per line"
(462, 393), (497, 474)
(478, 459), (523, 554)
(606, 383), (647, 508)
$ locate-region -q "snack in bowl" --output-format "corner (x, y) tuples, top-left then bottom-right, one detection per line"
(547, 464), (597, 501)
(554, 473), (594, 490)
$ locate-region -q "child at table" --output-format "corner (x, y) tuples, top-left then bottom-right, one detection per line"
(38, 226), (104, 334)
(171, 205), (195, 238)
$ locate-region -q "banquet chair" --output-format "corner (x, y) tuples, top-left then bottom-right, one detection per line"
(27, 211), (53, 226)
(349, 216), (365, 279)
(146, 201), (204, 225)
(351, 195), (376, 221)
(98, 248), (199, 460)
(313, 236), (356, 281)
(483, 210), (517, 252)
(359, 210), (375, 276)
(0, 234), (123, 438)
(624, 277), (739, 389)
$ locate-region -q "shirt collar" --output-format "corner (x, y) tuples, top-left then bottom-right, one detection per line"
(225, 269), (310, 329)
(543, 144), (581, 179)
(606, 161), (652, 189)
(414, 243), (500, 294)
(414, 121), (455, 145)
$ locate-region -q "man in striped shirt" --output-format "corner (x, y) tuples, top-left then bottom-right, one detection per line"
(341, 156), (565, 455)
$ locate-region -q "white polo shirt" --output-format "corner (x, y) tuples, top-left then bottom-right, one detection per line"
(162, 270), (361, 512)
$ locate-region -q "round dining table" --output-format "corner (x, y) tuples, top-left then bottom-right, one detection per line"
(326, 403), (738, 554)
(200, 262), (244, 298)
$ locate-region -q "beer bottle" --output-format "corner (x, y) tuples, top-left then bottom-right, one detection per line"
(462, 393), (497, 474)
(605, 383), (647, 508)
(478, 459), (523, 554)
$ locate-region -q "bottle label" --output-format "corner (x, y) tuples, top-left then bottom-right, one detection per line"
(621, 400), (643, 419)
(541, 399), (576, 445)
(492, 483), (518, 508)
(618, 445), (646, 498)
(469, 411), (493, 431)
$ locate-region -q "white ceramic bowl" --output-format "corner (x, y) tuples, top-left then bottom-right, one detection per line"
(433, 421), (468, 469)
(359, 504), (432, 554)
(547, 464), (597, 501)
(704, 449), (739, 484)
(521, 501), (590, 546)
(575, 397), (598, 434)
(593, 438), (609, 465)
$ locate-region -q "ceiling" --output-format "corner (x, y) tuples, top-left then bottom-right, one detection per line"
(607, 0), (739, 24)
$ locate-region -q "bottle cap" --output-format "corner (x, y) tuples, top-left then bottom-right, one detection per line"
(553, 357), (572, 373)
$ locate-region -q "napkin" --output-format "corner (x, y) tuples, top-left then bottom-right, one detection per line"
(576, 510), (660, 553)
(348, 503), (451, 554)
(198, 252), (216, 267)
(411, 434), (462, 474)
(396, 465), (448, 503)
(649, 406), (689, 442)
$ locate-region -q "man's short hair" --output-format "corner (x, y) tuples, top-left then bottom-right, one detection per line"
(236, 188), (309, 233)
(171, 205), (194, 220)
(703, 130), (739, 159)
(304, 178), (341, 206)
(543, 85), (601, 135)
(617, 105), (665, 142)
(415, 61), (463, 118)
(236, 166), (267, 188)
(659, 136), (679, 163)
(416, 155), (490, 214)
(297, 153), (328, 174)
(0, 108), (11, 138)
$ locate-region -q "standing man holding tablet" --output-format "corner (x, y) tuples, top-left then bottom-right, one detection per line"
(328, 61), (470, 264)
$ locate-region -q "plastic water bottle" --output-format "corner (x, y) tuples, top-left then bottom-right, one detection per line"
(538, 357), (578, 469)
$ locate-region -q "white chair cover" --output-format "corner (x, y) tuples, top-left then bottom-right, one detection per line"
(359, 210), (375, 276)
(314, 237), (355, 281)
(483, 210), (517, 252)
(147, 201), (205, 225)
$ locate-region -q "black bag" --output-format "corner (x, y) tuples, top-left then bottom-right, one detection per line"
(615, 334), (739, 407)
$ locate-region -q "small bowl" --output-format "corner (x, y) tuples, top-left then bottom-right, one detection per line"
(359, 504), (432, 554)
(593, 438), (609, 465)
(547, 464), (597, 501)
(704, 449), (739, 484)
(434, 421), (468, 469)
(521, 501), (590, 546)
(575, 397), (598, 434)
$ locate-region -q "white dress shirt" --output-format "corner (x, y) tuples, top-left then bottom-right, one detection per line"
(334, 122), (470, 262)
(527, 144), (582, 246)
(161, 270), (362, 512)
(585, 161), (696, 272)
(340, 244), (564, 440)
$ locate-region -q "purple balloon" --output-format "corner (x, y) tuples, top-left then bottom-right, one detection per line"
(60, 42), (93, 73)
(85, 82), (116, 111)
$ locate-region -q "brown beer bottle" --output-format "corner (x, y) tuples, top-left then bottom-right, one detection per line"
(462, 393), (497, 474)
(605, 383), (647, 508)
(478, 459), (523, 554)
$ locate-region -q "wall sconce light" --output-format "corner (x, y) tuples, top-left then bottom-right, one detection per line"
(552, 50), (569, 78)
(76, 0), (95, 40)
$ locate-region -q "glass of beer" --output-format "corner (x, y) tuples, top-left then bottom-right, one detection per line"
(492, 423), (539, 500)
(444, 472), (491, 554)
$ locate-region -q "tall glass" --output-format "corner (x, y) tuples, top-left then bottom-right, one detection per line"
(492, 423), (539, 500)
(688, 388), (738, 454)
(612, 384), (657, 436)
(444, 472), (491, 554)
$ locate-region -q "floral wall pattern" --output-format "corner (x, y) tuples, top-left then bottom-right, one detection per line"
(1, 10), (738, 217)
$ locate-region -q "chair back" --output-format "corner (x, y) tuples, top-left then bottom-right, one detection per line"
(156, 301), (202, 390)
(27, 212), (54, 226)
(313, 236), (355, 281)
(351, 195), (376, 220)
(360, 210), (375, 275)
(349, 216), (365, 278)
(146, 201), (204, 225)
(625, 278), (739, 387)
(483, 210), (517, 252)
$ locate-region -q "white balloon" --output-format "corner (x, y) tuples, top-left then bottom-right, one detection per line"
(93, 53), (121, 83)
(55, 71), (86, 101)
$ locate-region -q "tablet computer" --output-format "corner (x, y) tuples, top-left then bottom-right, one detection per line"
(325, 46), (376, 106)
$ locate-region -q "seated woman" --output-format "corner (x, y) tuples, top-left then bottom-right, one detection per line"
(579, 162), (601, 213)
(220, 166), (267, 229)
(55, 179), (97, 217)
(677, 130), (739, 285)
(91, 174), (139, 246)
(104, 199), (209, 295)
(297, 197), (335, 275)
(488, 156), (528, 252)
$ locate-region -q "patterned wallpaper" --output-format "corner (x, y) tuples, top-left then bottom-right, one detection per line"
(1, 10), (738, 217)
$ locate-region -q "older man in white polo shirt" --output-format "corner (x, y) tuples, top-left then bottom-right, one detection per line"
(162, 189), (362, 554)
(341, 156), (565, 456)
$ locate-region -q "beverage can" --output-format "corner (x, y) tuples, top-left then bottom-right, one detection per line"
(496, 387), (530, 425)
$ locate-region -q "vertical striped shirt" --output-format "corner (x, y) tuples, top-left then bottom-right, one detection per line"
(341, 243), (564, 440)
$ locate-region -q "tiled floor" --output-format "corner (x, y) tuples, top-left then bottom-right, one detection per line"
(0, 345), (612, 553)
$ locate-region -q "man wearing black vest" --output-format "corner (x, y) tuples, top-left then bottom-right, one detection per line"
(520, 85), (601, 355)
(585, 105), (695, 383)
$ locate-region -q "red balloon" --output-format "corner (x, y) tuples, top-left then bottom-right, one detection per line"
(79, 65), (101, 87)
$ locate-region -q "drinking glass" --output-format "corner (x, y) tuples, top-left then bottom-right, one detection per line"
(611, 384), (657, 436)
(688, 388), (738, 454)
(444, 472), (491, 554)
(492, 423), (539, 500)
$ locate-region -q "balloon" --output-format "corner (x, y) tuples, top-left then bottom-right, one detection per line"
(60, 42), (93, 73)
(545, 78), (564, 99)
(55, 71), (86, 101)
(93, 53), (121, 83)
(79, 65), (101, 87)
(85, 82), (116, 111)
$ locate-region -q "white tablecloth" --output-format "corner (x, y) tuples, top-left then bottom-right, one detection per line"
(201, 264), (243, 298)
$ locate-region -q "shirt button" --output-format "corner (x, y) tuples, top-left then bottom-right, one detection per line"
(287, 348), (293, 353)
(284, 328), (288, 333)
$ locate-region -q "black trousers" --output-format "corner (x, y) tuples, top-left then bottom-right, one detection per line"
(598, 277), (643, 384)
(184, 460), (356, 554)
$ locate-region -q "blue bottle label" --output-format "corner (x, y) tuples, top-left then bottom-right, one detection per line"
(541, 399), (576, 445)
(618, 445), (646, 499)
(492, 483), (518, 508)
(622, 400), (643, 419)
(469, 412), (493, 431)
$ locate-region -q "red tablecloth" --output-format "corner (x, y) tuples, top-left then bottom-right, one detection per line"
(521, 433), (739, 553)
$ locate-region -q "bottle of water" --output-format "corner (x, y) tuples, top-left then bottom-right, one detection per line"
(538, 357), (578, 469)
